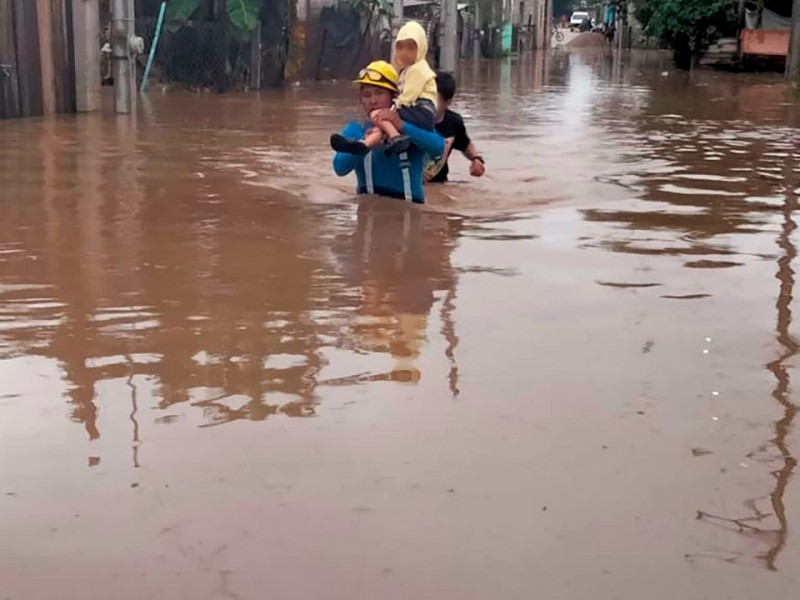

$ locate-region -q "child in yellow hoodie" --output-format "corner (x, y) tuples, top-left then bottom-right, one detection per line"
(331, 21), (438, 156)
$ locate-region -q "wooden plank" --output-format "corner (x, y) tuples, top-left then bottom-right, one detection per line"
(0, 0), (21, 118)
(36, 0), (56, 114)
(12, 0), (44, 117)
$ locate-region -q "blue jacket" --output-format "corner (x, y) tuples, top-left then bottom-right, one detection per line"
(333, 121), (445, 204)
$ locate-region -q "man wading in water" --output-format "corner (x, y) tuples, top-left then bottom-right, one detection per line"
(425, 73), (485, 183)
(332, 61), (444, 204)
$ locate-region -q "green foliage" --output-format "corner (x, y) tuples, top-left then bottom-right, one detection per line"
(633, 0), (738, 54)
(227, 0), (261, 34)
(166, 0), (261, 36)
(166, 0), (201, 23)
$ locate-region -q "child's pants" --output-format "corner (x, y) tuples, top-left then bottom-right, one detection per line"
(397, 99), (436, 131)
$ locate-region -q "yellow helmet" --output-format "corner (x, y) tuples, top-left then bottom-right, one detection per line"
(353, 61), (398, 93)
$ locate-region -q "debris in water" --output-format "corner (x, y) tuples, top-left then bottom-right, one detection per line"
(691, 448), (712, 457)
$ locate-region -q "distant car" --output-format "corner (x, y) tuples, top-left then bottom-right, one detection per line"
(570, 11), (590, 31)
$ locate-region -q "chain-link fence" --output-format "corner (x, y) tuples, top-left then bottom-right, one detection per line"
(136, 18), (254, 92)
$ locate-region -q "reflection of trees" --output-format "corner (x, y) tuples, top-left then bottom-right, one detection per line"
(694, 170), (797, 570)
(762, 177), (798, 569)
(0, 104), (463, 464)
(580, 65), (798, 569)
(582, 68), (799, 258)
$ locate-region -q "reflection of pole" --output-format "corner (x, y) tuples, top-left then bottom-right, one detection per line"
(127, 367), (141, 469)
(441, 287), (460, 397)
(788, 0), (800, 85)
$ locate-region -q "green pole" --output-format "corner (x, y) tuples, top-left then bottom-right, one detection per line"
(140, 1), (167, 93)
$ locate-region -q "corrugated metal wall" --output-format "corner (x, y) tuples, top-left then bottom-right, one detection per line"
(0, 0), (76, 119)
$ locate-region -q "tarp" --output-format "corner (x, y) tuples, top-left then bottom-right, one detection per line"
(745, 7), (791, 30)
(501, 23), (512, 54)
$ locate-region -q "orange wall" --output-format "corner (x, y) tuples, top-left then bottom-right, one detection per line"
(741, 29), (789, 57)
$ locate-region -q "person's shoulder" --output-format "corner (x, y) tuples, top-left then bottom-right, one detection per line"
(444, 109), (465, 126)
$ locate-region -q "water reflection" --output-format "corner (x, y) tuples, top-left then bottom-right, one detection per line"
(0, 111), (464, 457)
(571, 58), (799, 570)
(1, 52), (799, 591)
(330, 199), (461, 390)
(693, 176), (797, 570)
(762, 169), (798, 569)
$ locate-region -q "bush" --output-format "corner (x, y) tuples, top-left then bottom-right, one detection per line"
(633, 0), (739, 68)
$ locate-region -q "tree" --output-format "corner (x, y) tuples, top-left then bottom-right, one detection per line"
(633, 0), (738, 68)
(166, 0), (261, 38)
(348, 0), (394, 49)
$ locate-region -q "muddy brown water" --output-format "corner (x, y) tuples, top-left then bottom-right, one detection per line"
(2, 51), (800, 599)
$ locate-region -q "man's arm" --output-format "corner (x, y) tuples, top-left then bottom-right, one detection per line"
(461, 142), (485, 178)
(462, 142), (481, 161)
(451, 113), (485, 177)
(332, 122), (364, 176)
(401, 122), (445, 158)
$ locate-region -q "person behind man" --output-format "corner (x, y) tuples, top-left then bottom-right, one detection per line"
(332, 61), (444, 204)
(424, 72), (485, 184)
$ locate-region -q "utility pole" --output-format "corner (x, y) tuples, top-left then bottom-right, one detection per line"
(440, 0), (458, 72)
(789, 0), (800, 85)
(544, 0), (552, 50)
(393, 0), (403, 37)
(72, 0), (101, 112)
(111, 0), (142, 113)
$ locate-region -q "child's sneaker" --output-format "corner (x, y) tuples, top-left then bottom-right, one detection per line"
(330, 134), (369, 155)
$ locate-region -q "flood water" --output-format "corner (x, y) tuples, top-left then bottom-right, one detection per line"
(2, 50), (800, 599)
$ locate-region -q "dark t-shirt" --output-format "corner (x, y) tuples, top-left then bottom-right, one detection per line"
(429, 109), (471, 183)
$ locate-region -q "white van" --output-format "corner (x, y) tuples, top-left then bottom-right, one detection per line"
(569, 11), (590, 31)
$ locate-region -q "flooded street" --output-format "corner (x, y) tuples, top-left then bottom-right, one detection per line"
(2, 50), (800, 599)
